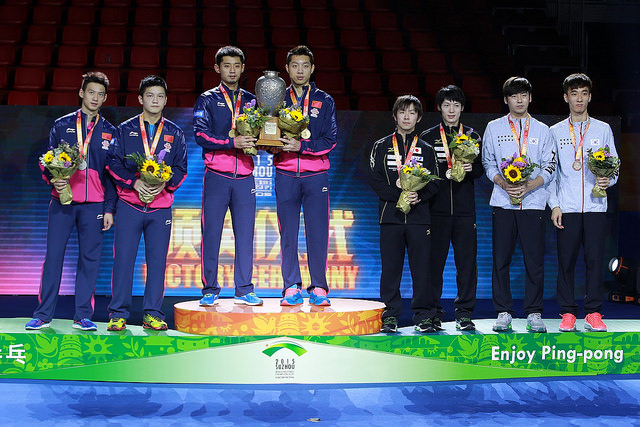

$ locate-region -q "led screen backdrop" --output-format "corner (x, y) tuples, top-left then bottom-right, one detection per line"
(0, 106), (620, 298)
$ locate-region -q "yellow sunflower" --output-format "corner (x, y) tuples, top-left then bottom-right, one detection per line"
(592, 151), (605, 161)
(142, 159), (160, 176)
(290, 110), (304, 121)
(43, 151), (54, 163)
(58, 152), (71, 163)
(514, 156), (525, 164)
(237, 114), (247, 121)
(457, 134), (469, 141)
(504, 164), (522, 183)
(160, 164), (172, 181)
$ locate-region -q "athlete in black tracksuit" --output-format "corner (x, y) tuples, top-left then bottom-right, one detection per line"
(368, 130), (440, 328)
(420, 122), (482, 325)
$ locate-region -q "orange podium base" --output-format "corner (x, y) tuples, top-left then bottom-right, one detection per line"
(174, 298), (385, 336)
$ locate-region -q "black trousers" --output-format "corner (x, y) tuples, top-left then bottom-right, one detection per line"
(556, 212), (607, 316)
(430, 215), (477, 320)
(492, 207), (546, 315)
(379, 223), (435, 323)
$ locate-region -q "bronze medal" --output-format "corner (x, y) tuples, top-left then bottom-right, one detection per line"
(228, 129), (236, 138)
(78, 159), (87, 171)
(572, 160), (581, 171)
(301, 129), (311, 139)
(445, 169), (452, 179)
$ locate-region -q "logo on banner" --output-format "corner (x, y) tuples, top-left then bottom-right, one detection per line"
(262, 341), (307, 380)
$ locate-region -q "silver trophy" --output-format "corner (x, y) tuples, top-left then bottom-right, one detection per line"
(255, 70), (286, 145)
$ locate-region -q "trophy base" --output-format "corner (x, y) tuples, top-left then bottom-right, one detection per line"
(257, 117), (283, 146)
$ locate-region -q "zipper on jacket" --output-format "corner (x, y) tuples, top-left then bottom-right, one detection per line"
(449, 180), (454, 215)
(234, 149), (238, 179)
(296, 153), (300, 177)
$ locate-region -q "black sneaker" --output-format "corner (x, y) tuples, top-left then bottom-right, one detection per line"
(433, 317), (444, 331)
(415, 318), (436, 333)
(380, 316), (398, 333)
(456, 317), (476, 331)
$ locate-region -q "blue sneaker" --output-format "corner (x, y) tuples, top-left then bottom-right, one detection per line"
(280, 286), (303, 306)
(25, 318), (51, 330)
(72, 318), (97, 331)
(235, 292), (263, 306)
(199, 293), (219, 306)
(309, 287), (331, 306)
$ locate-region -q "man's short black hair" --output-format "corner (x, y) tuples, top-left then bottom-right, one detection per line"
(215, 46), (245, 66)
(286, 45), (314, 65)
(82, 71), (109, 91)
(436, 85), (466, 108)
(503, 76), (532, 97)
(392, 95), (423, 119)
(139, 75), (167, 96)
(563, 73), (592, 93)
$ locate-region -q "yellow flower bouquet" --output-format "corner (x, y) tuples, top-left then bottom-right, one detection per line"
(587, 145), (620, 198)
(278, 104), (310, 139)
(448, 130), (480, 182)
(236, 99), (267, 156)
(500, 153), (539, 205)
(125, 151), (173, 204)
(39, 142), (81, 205)
(396, 158), (440, 214)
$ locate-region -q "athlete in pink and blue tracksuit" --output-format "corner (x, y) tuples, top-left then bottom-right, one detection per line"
(26, 72), (116, 331)
(276, 46), (338, 307)
(107, 76), (187, 331)
(194, 46), (263, 307)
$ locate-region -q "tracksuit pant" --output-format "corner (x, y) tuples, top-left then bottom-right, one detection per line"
(200, 169), (256, 297)
(34, 199), (104, 322)
(556, 212), (607, 315)
(430, 215), (477, 320)
(492, 207), (546, 316)
(379, 223), (435, 324)
(275, 170), (329, 293)
(109, 199), (171, 320)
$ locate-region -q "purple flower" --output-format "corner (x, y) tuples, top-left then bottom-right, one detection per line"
(158, 149), (166, 163)
(248, 99), (256, 108)
(604, 151), (611, 158)
(513, 161), (526, 169)
(64, 161), (71, 168)
(409, 157), (418, 166)
(500, 161), (510, 170)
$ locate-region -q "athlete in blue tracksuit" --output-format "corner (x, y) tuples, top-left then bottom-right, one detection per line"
(26, 71), (116, 331)
(193, 46), (262, 306)
(106, 75), (187, 331)
(275, 46), (338, 307)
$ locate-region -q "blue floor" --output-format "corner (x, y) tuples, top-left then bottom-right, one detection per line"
(2, 378), (640, 425)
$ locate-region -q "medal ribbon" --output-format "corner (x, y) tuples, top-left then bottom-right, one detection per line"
(439, 123), (464, 170)
(568, 116), (591, 164)
(392, 133), (418, 174)
(289, 87), (310, 116)
(139, 114), (164, 159)
(75, 110), (98, 158)
(219, 84), (242, 131)
(508, 114), (530, 157)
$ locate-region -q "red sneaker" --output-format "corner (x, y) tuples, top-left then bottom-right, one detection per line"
(559, 313), (576, 332)
(585, 312), (607, 332)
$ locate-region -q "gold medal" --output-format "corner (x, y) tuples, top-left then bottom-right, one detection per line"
(445, 169), (452, 179)
(228, 129), (236, 138)
(301, 128), (311, 139)
(572, 160), (581, 171)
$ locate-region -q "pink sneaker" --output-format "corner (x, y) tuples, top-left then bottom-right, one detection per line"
(309, 287), (331, 306)
(585, 312), (607, 332)
(280, 286), (303, 306)
(559, 313), (576, 332)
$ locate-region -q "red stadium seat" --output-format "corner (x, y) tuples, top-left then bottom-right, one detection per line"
(93, 46), (125, 69)
(381, 51), (413, 73)
(166, 47), (196, 69)
(57, 45), (88, 68)
(131, 27), (161, 46)
(313, 72), (346, 95)
(20, 45), (52, 66)
(306, 31), (336, 49)
(300, 0), (328, 10)
(47, 91), (80, 106)
(270, 29), (300, 49)
(302, 10), (331, 29)
(339, 30), (370, 50)
(0, 67), (7, 89)
(333, 0), (359, 11)
(236, 30), (267, 48)
(103, 0), (131, 6)
(269, 10), (299, 29)
(169, 8), (197, 27)
(312, 48), (342, 72)
(136, 0), (163, 6)
(0, 45), (15, 66)
(424, 74), (455, 97)
(375, 30), (405, 51)
(336, 11), (365, 30)
(97, 26), (127, 46)
(364, 0), (392, 11)
(202, 70), (217, 90)
(13, 67), (47, 90)
(129, 46), (160, 69)
(236, 11), (263, 28)
(61, 25), (92, 45)
(71, 0), (100, 5)
(0, 25), (23, 44)
(332, 95), (350, 110)
(409, 32), (440, 52)
(242, 48), (270, 72)
(267, 0), (295, 9)
(126, 69), (156, 92)
(125, 92), (141, 107)
(100, 7), (130, 26)
(166, 70), (196, 93)
(51, 68), (85, 91)
(167, 27), (196, 47)
(357, 96), (389, 111)
(369, 12), (398, 31)
(387, 74), (420, 96)
(461, 74), (494, 97)
(134, 7), (163, 27)
(170, 0), (196, 7)
(350, 74), (383, 96)
(451, 53), (482, 75)
(346, 50), (378, 73)
(235, 0), (262, 8)
(65, 6), (96, 26)
(32, 5), (62, 25)
(469, 97), (503, 113)
(0, 5), (28, 25)
(8, 90), (40, 105)
(103, 70), (121, 92)
(417, 52), (448, 74)
(201, 28), (230, 47)
(26, 25), (58, 45)
(201, 9), (230, 27)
